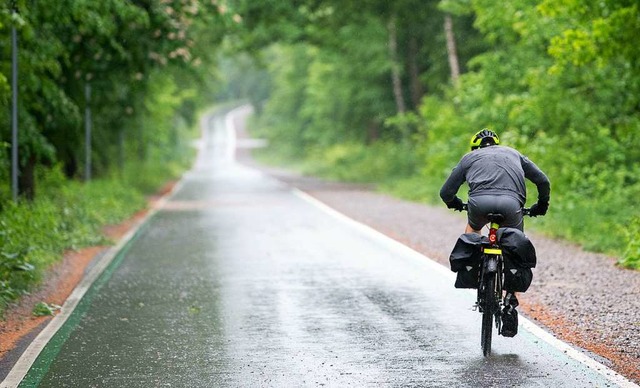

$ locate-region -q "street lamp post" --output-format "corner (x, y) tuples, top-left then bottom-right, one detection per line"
(85, 82), (92, 181)
(11, 5), (19, 201)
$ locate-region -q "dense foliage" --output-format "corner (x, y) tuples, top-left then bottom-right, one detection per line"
(0, 1), (236, 311)
(233, 0), (640, 268)
(0, 0), (230, 196)
(416, 0), (640, 260)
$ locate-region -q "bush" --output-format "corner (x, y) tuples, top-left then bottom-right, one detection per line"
(620, 217), (640, 269)
(302, 141), (418, 183)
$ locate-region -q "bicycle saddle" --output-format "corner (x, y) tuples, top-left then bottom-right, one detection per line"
(486, 213), (505, 224)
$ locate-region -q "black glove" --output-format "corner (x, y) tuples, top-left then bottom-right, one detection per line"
(446, 197), (465, 212)
(529, 201), (549, 217)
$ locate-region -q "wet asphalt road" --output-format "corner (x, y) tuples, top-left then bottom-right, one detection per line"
(19, 108), (622, 387)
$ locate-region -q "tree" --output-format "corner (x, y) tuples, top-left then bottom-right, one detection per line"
(0, 0), (229, 199)
(228, 0), (483, 148)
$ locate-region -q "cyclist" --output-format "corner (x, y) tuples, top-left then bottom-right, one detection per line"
(439, 128), (550, 336)
(440, 129), (550, 232)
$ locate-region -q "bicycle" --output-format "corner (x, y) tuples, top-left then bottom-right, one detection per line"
(462, 204), (531, 356)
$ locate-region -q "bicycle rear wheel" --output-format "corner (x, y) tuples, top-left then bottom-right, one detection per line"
(481, 274), (496, 356)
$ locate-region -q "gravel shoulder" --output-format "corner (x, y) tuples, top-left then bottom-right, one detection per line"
(234, 110), (640, 384)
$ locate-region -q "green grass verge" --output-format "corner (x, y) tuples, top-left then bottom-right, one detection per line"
(0, 170), (147, 315)
(0, 156), (195, 315)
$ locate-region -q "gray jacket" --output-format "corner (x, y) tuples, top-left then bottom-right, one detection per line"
(439, 145), (550, 206)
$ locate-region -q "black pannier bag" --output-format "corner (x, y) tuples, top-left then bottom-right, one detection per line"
(449, 233), (488, 289)
(503, 257), (534, 292)
(455, 264), (480, 289)
(498, 227), (536, 292)
(496, 227), (537, 268)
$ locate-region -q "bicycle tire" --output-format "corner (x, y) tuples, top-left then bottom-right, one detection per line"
(481, 273), (496, 356)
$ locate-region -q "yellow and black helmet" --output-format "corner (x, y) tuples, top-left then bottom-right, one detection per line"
(470, 129), (500, 150)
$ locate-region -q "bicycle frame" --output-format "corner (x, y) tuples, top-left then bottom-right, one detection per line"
(477, 220), (504, 356)
(456, 204), (532, 356)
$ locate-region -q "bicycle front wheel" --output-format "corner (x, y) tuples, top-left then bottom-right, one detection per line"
(481, 274), (496, 356)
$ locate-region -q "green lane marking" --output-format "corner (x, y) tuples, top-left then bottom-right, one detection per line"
(18, 222), (148, 387)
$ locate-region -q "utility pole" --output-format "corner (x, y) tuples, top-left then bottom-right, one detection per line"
(11, 3), (19, 201)
(85, 82), (92, 181)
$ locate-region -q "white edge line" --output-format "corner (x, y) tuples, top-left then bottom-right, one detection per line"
(291, 188), (639, 388)
(0, 160), (189, 388)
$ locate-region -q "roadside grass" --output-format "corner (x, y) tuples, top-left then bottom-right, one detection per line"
(252, 141), (418, 185)
(0, 169), (145, 315)
(620, 217), (640, 269)
(0, 154), (194, 316)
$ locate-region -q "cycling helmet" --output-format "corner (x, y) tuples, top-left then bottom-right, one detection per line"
(470, 129), (500, 150)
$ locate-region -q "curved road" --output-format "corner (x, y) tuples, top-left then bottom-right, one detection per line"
(5, 107), (634, 387)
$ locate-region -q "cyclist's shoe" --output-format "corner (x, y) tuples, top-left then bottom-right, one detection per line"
(500, 306), (518, 337)
(504, 292), (519, 308)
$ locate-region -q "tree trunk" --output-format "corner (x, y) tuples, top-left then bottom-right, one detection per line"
(444, 14), (460, 85)
(118, 128), (125, 173)
(366, 120), (380, 144)
(138, 117), (146, 162)
(388, 15), (406, 114)
(63, 153), (78, 179)
(19, 155), (36, 201)
(407, 34), (423, 108)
